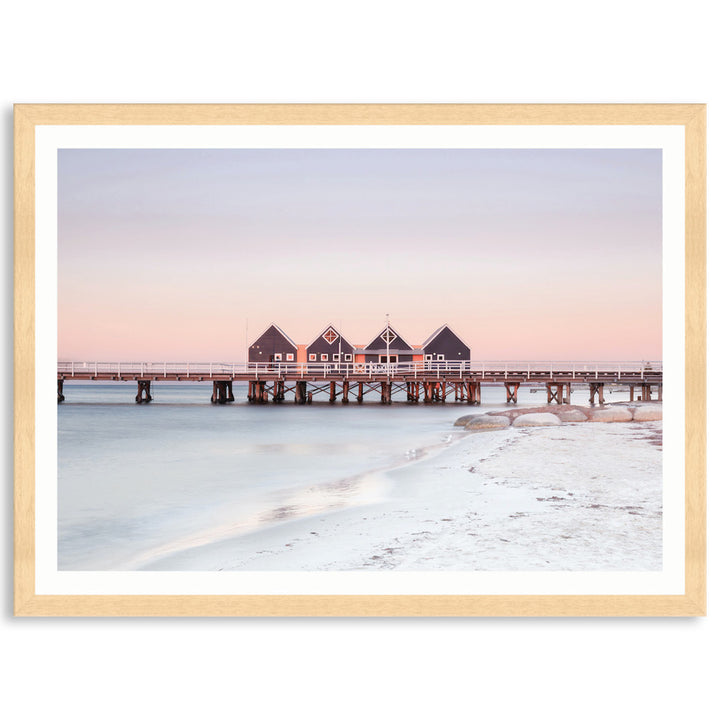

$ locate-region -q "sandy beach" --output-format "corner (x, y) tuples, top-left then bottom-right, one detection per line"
(141, 404), (663, 572)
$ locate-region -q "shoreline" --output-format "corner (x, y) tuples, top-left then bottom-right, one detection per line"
(140, 403), (663, 572)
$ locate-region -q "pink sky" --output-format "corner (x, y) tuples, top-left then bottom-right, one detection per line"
(58, 149), (662, 361)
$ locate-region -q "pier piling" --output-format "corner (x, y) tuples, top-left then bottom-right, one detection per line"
(135, 380), (152, 403)
(589, 382), (605, 405)
(505, 381), (520, 404)
(546, 382), (564, 404)
(57, 378), (65, 403)
(211, 380), (234, 404)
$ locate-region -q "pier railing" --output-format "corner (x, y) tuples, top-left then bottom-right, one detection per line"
(57, 360), (663, 381)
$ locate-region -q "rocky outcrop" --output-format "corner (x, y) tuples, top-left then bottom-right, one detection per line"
(456, 403), (659, 432)
(512, 413), (562, 427)
(632, 405), (662, 421)
(556, 409), (588, 423)
(588, 407), (633, 422)
(454, 414), (481, 427)
(465, 414), (511, 431)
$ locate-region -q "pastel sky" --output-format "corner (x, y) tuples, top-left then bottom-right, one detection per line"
(58, 148), (662, 361)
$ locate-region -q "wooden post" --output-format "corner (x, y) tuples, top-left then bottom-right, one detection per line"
(589, 382), (605, 405)
(658, 384), (662, 401)
(273, 381), (285, 403)
(505, 382), (519, 404)
(546, 382), (562, 404)
(57, 378), (65, 403)
(357, 382), (364, 403)
(227, 381), (234, 402)
(136, 380), (152, 403)
(423, 382), (431, 403)
(381, 381), (392, 404)
(629, 385), (635, 402)
(342, 380), (349, 404)
(295, 381), (307, 404)
(329, 381), (336, 403)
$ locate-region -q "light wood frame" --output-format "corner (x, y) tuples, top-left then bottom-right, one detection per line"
(14, 104), (706, 616)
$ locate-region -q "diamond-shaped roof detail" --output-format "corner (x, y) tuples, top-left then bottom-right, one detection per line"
(380, 328), (397, 344)
(323, 328), (339, 344)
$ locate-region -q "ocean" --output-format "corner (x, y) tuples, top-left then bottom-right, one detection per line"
(57, 381), (638, 570)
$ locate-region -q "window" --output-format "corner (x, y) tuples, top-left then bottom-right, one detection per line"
(332, 354), (340, 361)
(274, 353), (282, 361)
(323, 329), (338, 344)
(286, 353), (294, 361)
(380, 328), (397, 344)
(309, 353), (317, 362)
(321, 354), (328, 362)
(437, 354), (445, 361)
(425, 354), (433, 361)
(344, 354), (353, 362)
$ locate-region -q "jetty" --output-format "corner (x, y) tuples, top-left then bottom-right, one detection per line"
(57, 360), (663, 405)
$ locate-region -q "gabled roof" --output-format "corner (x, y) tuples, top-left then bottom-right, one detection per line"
(422, 324), (471, 350)
(363, 325), (413, 351)
(249, 323), (297, 349)
(306, 324), (354, 349)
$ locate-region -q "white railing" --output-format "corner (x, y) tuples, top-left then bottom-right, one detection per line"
(57, 360), (663, 380)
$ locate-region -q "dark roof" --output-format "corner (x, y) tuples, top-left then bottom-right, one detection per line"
(249, 323), (297, 349)
(364, 325), (413, 351)
(422, 324), (471, 350)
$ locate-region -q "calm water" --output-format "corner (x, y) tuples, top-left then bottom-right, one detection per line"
(58, 381), (632, 570)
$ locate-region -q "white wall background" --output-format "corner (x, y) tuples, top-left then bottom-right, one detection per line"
(1, 2), (716, 718)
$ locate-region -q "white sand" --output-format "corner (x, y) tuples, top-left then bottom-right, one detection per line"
(143, 411), (663, 572)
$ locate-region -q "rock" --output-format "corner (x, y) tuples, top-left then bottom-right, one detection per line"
(465, 414), (511, 431)
(454, 414), (482, 427)
(512, 412), (562, 427)
(588, 407), (633, 422)
(632, 405), (662, 421)
(556, 409), (588, 423)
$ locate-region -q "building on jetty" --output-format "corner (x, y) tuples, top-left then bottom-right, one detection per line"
(248, 324), (298, 364)
(306, 325), (356, 364)
(361, 325), (422, 365)
(247, 323), (471, 368)
(422, 324), (471, 366)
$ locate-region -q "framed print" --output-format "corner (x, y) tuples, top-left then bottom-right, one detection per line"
(14, 104), (706, 616)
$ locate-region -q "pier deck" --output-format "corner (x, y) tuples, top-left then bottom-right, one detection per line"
(57, 361), (663, 405)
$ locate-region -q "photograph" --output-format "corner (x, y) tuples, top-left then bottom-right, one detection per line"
(13, 104), (706, 616)
(56, 146), (666, 574)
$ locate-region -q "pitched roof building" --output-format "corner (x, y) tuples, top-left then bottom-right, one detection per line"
(361, 325), (424, 363)
(306, 325), (356, 363)
(422, 324), (471, 362)
(248, 324), (297, 363)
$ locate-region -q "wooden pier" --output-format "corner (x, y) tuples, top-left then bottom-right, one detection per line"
(57, 360), (663, 406)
